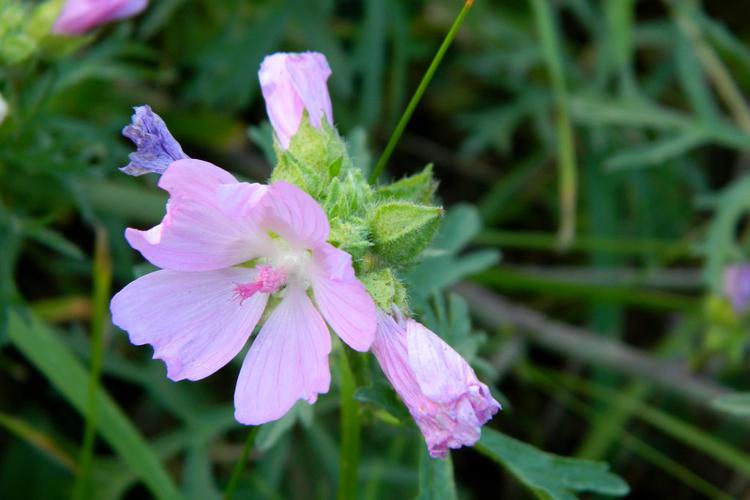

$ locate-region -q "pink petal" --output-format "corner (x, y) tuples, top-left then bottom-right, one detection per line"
(311, 243), (376, 351)
(234, 286), (332, 425)
(218, 180), (329, 249)
(371, 311), (425, 404)
(111, 268), (268, 381)
(405, 320), (476, 403)
(53, 0), (147, 36)
(285, 53), (333, 130)
(126, 159), (268, 271)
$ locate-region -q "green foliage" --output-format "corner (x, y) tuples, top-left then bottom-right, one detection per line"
(477, 429), (629, 500)
(416, 447), (457, 500)
(712, 393), (750, 417)
(6, 311), (181, 499)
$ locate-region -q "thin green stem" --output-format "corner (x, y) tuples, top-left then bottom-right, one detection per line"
(73, 228), (112, 500)
(223, 427), (260, 500)
(368, 0), (474, 184)
(337, 348), (360, 500)
(530, 0), (578, 248)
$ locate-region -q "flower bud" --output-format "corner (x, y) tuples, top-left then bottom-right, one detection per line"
(259, 52), (333, 150)
(52, 0), (147, 36)
(368, 201), (442, 265)
(372, 310), (500, 458)
(121, 105), (188, 176)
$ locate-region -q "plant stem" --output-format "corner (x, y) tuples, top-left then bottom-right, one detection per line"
(456, 282), (731, 409)
(530, 0), (578, 248)
(368, 0), (474, 184)
(223, 427), (260, 500)
(337, 348), (360, 500)
(73, 227), (112, 500)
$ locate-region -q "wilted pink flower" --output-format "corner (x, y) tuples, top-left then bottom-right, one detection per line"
(372, 310), (500, 458)
(121, 105), (188, 176)
(111, 159), (376, 425)
(724, 264), (750, 314)
(259, 52), (333, 149)
(53, 0), (147, 36)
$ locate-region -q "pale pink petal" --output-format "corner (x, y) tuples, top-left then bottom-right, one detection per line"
(286, 53), (333, 130)
(264, 181), (330, 247)
(217, 180), (328, 248)
(405, 320), (476, 403)
(371, 311), (425, 404)
(53, 0), (147, 36)
(111, 268), (267, 381)
(311, 243), (376, 351)
(126, 159), (268, 271)
(234, 286), (331, 425)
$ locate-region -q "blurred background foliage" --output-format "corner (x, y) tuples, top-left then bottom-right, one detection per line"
(2, 0), (750, 498)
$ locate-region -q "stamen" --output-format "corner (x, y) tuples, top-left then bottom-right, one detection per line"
(233, 265), (287, 304)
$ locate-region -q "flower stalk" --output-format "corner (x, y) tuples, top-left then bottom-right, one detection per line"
(337, 346), (361, 500)
(368, 0), (474, 184)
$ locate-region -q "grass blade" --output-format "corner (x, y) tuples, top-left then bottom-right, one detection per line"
(7, 310), (182, 500)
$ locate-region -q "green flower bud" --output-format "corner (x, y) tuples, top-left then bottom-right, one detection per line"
(329, 218), (371, 259)
(376, 164), (437, 204)
(271, 114), (351, 198)
(368, 201), (443, 266)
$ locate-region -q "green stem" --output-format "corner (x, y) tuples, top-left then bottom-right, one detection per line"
(223, 427), (260, 500)
(73, 228), (112, 500)
(475, 230), (695, 259)
(530, 0), (578, 248)
(368, 0), (474, 184)
(337, 348), (360, 500)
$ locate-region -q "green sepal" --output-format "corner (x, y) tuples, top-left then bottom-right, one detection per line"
(361, 268), (408, 311)
(376, 164), (437, 204)
(368, 201), (443, 266)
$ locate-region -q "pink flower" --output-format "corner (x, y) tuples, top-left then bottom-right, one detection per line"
(724, 264), (750, 314)
(110, 159), (376, 425)
(53, 0), (147, 36)
(259, 52), (333, 149)
(372, 310), (500, 458)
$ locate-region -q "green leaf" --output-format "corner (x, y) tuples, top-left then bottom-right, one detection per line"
(7, 311), (182, 500)
(477, 429), (629, 500)
(712, 393), (750, 417)
(354, 381), (410, 424)
(406, 204), (499, 301)
(604, 132), (708, 171)
(416, 447), (457, 500)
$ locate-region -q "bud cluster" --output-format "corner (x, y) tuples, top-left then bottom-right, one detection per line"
(270, 114), (442, 312)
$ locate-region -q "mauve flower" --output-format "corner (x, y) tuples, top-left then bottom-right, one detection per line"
(724, 264), (750, 314)
(372, 310), (500, 458)
(53, 0), (148, 36)
(121, 105), (188, 176)
(111, 159), (377, 424)
(259, 52), (333, 149)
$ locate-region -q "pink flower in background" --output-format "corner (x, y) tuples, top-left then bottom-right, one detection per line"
(372, 310), (500, 458)
(53, 0), (147, 36)
(111, 159), (376, 425)
(723, 264), (750, 314)
(259, 52), (333, 149)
